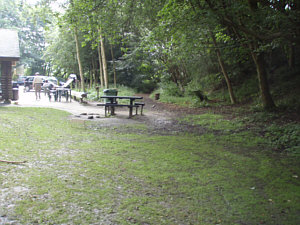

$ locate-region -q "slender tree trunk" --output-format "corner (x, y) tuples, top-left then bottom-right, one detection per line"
(74, 27), (85, 92)
(91, 56), (96, 88)
(250, 43), (276, 110)
(97, 43), (104, 89)
(99, 30), (108, 88)
(111, 44), (117, 88)
(210, 32), (236, 104)
(98, 44), (104, 88)
(89, 67), (93, 88)
(288, 43), (295, 69)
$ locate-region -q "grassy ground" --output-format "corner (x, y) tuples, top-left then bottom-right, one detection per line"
(0, 107), (299, 224)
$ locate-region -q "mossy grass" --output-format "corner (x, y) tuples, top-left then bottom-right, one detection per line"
(0, 107), (299, 224)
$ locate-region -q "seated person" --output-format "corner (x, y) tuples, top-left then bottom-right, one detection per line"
(43, 80), (55, 100)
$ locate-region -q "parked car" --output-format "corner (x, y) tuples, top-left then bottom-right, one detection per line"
(24, 76), (35, 92)
(17, 76), (27, 85)
(24, 76), (60, 92)
(24, 76), (47, 92)
(41, 77), (59, 92)
(12, 81), (19, 88)
(45, 77), (58, 85)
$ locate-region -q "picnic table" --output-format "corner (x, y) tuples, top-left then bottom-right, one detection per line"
(44, 86), (71, 102)
(56, 87), (71, 102)
(97, 96), (144, 118)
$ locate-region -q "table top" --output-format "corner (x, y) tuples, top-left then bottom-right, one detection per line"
(100, 96), (143, 100)
(56, 87), (71, 90)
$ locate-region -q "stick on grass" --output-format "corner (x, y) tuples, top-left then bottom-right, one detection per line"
(0, 159), (27, 164)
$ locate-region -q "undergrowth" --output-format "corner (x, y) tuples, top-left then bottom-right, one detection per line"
(180, 112), (300, 155)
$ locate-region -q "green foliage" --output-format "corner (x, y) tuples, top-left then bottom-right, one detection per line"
(0, 0), (48, 73)
(159, 94), (191, 106)
(234, 76), (259, 103)
(160, 81), (184, 97)
(2, 0), (299, 110)
(271, 67), (300, 111)
(265, 123), (300, 155)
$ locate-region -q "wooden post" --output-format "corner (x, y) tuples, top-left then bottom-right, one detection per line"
(96, 86), (99, 99)
(1, 61), (13, 104)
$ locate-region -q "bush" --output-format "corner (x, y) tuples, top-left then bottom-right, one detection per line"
(160, 81), (184, 97)
(265, 123), (300, 155)
(132, 76), (157, 93)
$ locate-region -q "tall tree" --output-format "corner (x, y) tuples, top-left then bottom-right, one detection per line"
(210, 30), (236, 104)
(99, 30), (108, 88)
(74, 26), (85, 91)
(202, 0), (299, 109)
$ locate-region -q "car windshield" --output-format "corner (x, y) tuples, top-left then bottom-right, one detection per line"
(46, 77), (57, 84)
(26, 77), (34, 81)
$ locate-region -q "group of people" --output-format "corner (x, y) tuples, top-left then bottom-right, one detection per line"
(32, 75), (54, 100)
(31, 73), (76, 100)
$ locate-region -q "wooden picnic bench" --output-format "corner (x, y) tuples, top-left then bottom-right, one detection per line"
(71, 91), (87, 103)
(134, 102), (145, 115)
(97, 96), (144, 118)
(45, 88), (58, 101)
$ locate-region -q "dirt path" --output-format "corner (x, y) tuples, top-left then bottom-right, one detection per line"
(3, 87), (180, 129)
(2, 87), (245, 134)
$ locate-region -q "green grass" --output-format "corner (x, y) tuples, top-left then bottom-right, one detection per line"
(179, 113), (244, 131)
(0, 107), (299, 224)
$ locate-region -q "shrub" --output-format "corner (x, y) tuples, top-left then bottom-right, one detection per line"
(160, 81), (184, 97)
(265, 123), (300, 155)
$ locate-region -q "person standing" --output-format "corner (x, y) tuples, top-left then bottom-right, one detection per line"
(33, 75), (43, 100)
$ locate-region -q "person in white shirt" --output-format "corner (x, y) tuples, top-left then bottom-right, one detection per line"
(33, 76), (43, 100)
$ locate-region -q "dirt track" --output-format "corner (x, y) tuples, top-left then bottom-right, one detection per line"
(2, 87), (180, 130)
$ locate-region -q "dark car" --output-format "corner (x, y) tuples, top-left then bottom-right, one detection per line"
(24, 76), (35, 92)
(12, 81), (19, 88)
(24, 76), (47, 92)
(17, 76), (27, 86)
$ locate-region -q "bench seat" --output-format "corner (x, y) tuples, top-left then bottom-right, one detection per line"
(72, 91), (87, 103)
(134, 102), (145, 115)
(97, 103), (140, 117)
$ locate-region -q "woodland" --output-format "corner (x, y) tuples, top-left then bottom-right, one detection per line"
(1, 0), (299, 110)
(0, 1), (300, 224)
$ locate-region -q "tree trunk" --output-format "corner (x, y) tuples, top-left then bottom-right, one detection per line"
(89, 68), (93, 88)
(111, 44), (117, 88)
(91, 56), (97, 88)
(74, 27), (85, 92)
(99, 30), (108, 88)
(288, 43), (295, 69)
(97, 43), (104, 89)
(250, 44), (276, 110)
(210, 32), (236, 104)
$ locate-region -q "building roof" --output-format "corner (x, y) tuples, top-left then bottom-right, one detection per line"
(0, 29), (20, 61)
